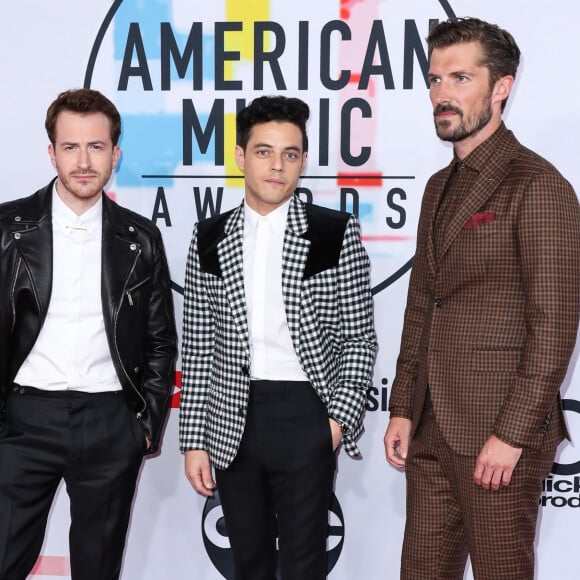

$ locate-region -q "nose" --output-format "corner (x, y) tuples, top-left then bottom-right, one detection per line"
(270, 153), (283, 172)
(77, 147), (91, 169)
(431, 79), (451, 104)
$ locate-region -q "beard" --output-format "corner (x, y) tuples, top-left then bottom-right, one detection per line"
(57, 169), (111, 201)
(433, 100), (493, 143)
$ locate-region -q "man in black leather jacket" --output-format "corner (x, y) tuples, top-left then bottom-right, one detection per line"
(0, 89), (177, 579)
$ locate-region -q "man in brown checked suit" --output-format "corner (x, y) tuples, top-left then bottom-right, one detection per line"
(384, 17), (580, 580)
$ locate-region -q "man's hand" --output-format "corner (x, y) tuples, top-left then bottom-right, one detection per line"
(185, 450), (216, 497)
(329, 418), (343, 451)
(473, 435), (523, 491)
(384, 417), (412, 468)
(146, 439), (152, 450)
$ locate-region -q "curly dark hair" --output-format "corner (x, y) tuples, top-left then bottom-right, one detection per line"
(237, 96), (310, 152)
(45, 88), (121, 145)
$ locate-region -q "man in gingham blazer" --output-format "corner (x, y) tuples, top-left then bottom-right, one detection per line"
(180, 96), (377, 579)
(384, 18), (580, 580)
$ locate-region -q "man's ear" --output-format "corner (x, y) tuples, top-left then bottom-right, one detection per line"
(48, 144), (57, 169)
(234, 145), (245, 172)
(494, 75), (514, 106)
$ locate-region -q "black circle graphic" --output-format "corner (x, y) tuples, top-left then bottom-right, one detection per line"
(552, 399), (580, 476)
(201, 490), (345, 579)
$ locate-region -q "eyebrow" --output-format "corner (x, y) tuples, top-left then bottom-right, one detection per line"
(59, 140), (108, 146)
(428, 67), (479, 77)
(252, 142), (302, 153)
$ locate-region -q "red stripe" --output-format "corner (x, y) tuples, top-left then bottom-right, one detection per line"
(337, 173), (383, 187)
(170, 371), (182, 408)
(30, 556), (71, 576)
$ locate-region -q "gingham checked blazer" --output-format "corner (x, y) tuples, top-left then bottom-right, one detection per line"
(389, 124), (580, 456)
(180, 195), (377, 469)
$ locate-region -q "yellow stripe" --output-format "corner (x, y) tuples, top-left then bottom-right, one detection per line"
(224, 0), (270, 183)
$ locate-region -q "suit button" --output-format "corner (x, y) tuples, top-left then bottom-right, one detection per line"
(435, 298), (443, 308)
(241, 365), (250, 376)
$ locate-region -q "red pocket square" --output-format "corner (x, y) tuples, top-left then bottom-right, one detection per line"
(465, 211), (496, 228)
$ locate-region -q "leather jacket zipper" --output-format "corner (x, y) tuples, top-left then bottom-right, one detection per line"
(114, 245), (147, 415)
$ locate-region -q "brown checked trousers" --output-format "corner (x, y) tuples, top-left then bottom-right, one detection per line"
(389, 123), (580, 580)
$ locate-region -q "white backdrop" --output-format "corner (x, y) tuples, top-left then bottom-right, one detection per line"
(1, 1), (580, 578)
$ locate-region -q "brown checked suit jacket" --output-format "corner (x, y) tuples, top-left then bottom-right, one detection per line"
(389, 124), (580, 456)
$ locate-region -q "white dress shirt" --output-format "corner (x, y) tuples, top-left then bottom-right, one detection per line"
(243, 199), (308, 381)
(14, 186), (121, 392)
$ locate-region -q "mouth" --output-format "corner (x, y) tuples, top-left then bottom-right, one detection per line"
(434, 105), (462, 120)
(265, 178), (284, 185)
(72, 172), (98, 180)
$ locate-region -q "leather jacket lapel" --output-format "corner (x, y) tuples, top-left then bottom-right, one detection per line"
(101, 195), (142, 329)
(8, 183), (54, 320)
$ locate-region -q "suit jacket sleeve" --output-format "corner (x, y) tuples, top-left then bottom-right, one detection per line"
(179, 224), (213, 452)
(326, 215), (377, 448)
(388, 176), (438, 419)
(493, 172), (580, 448)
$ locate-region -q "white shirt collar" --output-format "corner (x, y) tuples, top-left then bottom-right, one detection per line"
(244, 197), (291, 235)
(52, 183), (102, 235)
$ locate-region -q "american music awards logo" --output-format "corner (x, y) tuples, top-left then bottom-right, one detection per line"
(83, 0), (458, 576)
(84, 0), (457, 300)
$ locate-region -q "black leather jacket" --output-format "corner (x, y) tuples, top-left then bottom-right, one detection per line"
(0, 180), (177, 453)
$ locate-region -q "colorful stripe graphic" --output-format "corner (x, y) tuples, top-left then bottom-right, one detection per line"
(30, 556), (71, 576)
(225, 0), (271, 184)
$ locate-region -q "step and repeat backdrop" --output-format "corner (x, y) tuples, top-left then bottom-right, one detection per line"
(1, 1), (579, 578)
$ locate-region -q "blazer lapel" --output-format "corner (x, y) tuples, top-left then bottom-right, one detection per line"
(439, 161), (512, 260)
(218, 204), (250, 355)
(282, 197), (310, 352)
(425, 165), (452, 275)
(438, 129), (520, 261)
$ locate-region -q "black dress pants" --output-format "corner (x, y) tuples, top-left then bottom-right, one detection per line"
(215, 380), (336, 580)
(0, 386), (146, 580)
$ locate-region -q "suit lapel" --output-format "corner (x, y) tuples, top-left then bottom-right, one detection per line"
(425, 166), (452, 275)
(282, 197), (310, 352)
(437, 128), (520, 262)
(218, 204), (250, 354)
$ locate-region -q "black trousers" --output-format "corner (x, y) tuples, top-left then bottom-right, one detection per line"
(215, 380), (336, 580)
(0, 385), (146, 580)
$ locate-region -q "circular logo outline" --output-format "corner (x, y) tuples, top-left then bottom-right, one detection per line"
(83, 0), (457, 297)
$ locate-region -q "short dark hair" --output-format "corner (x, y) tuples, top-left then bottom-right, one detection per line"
(236, 96), (310, 152)
(45, 88), (122, 145)
(428, 17), (521, 110)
